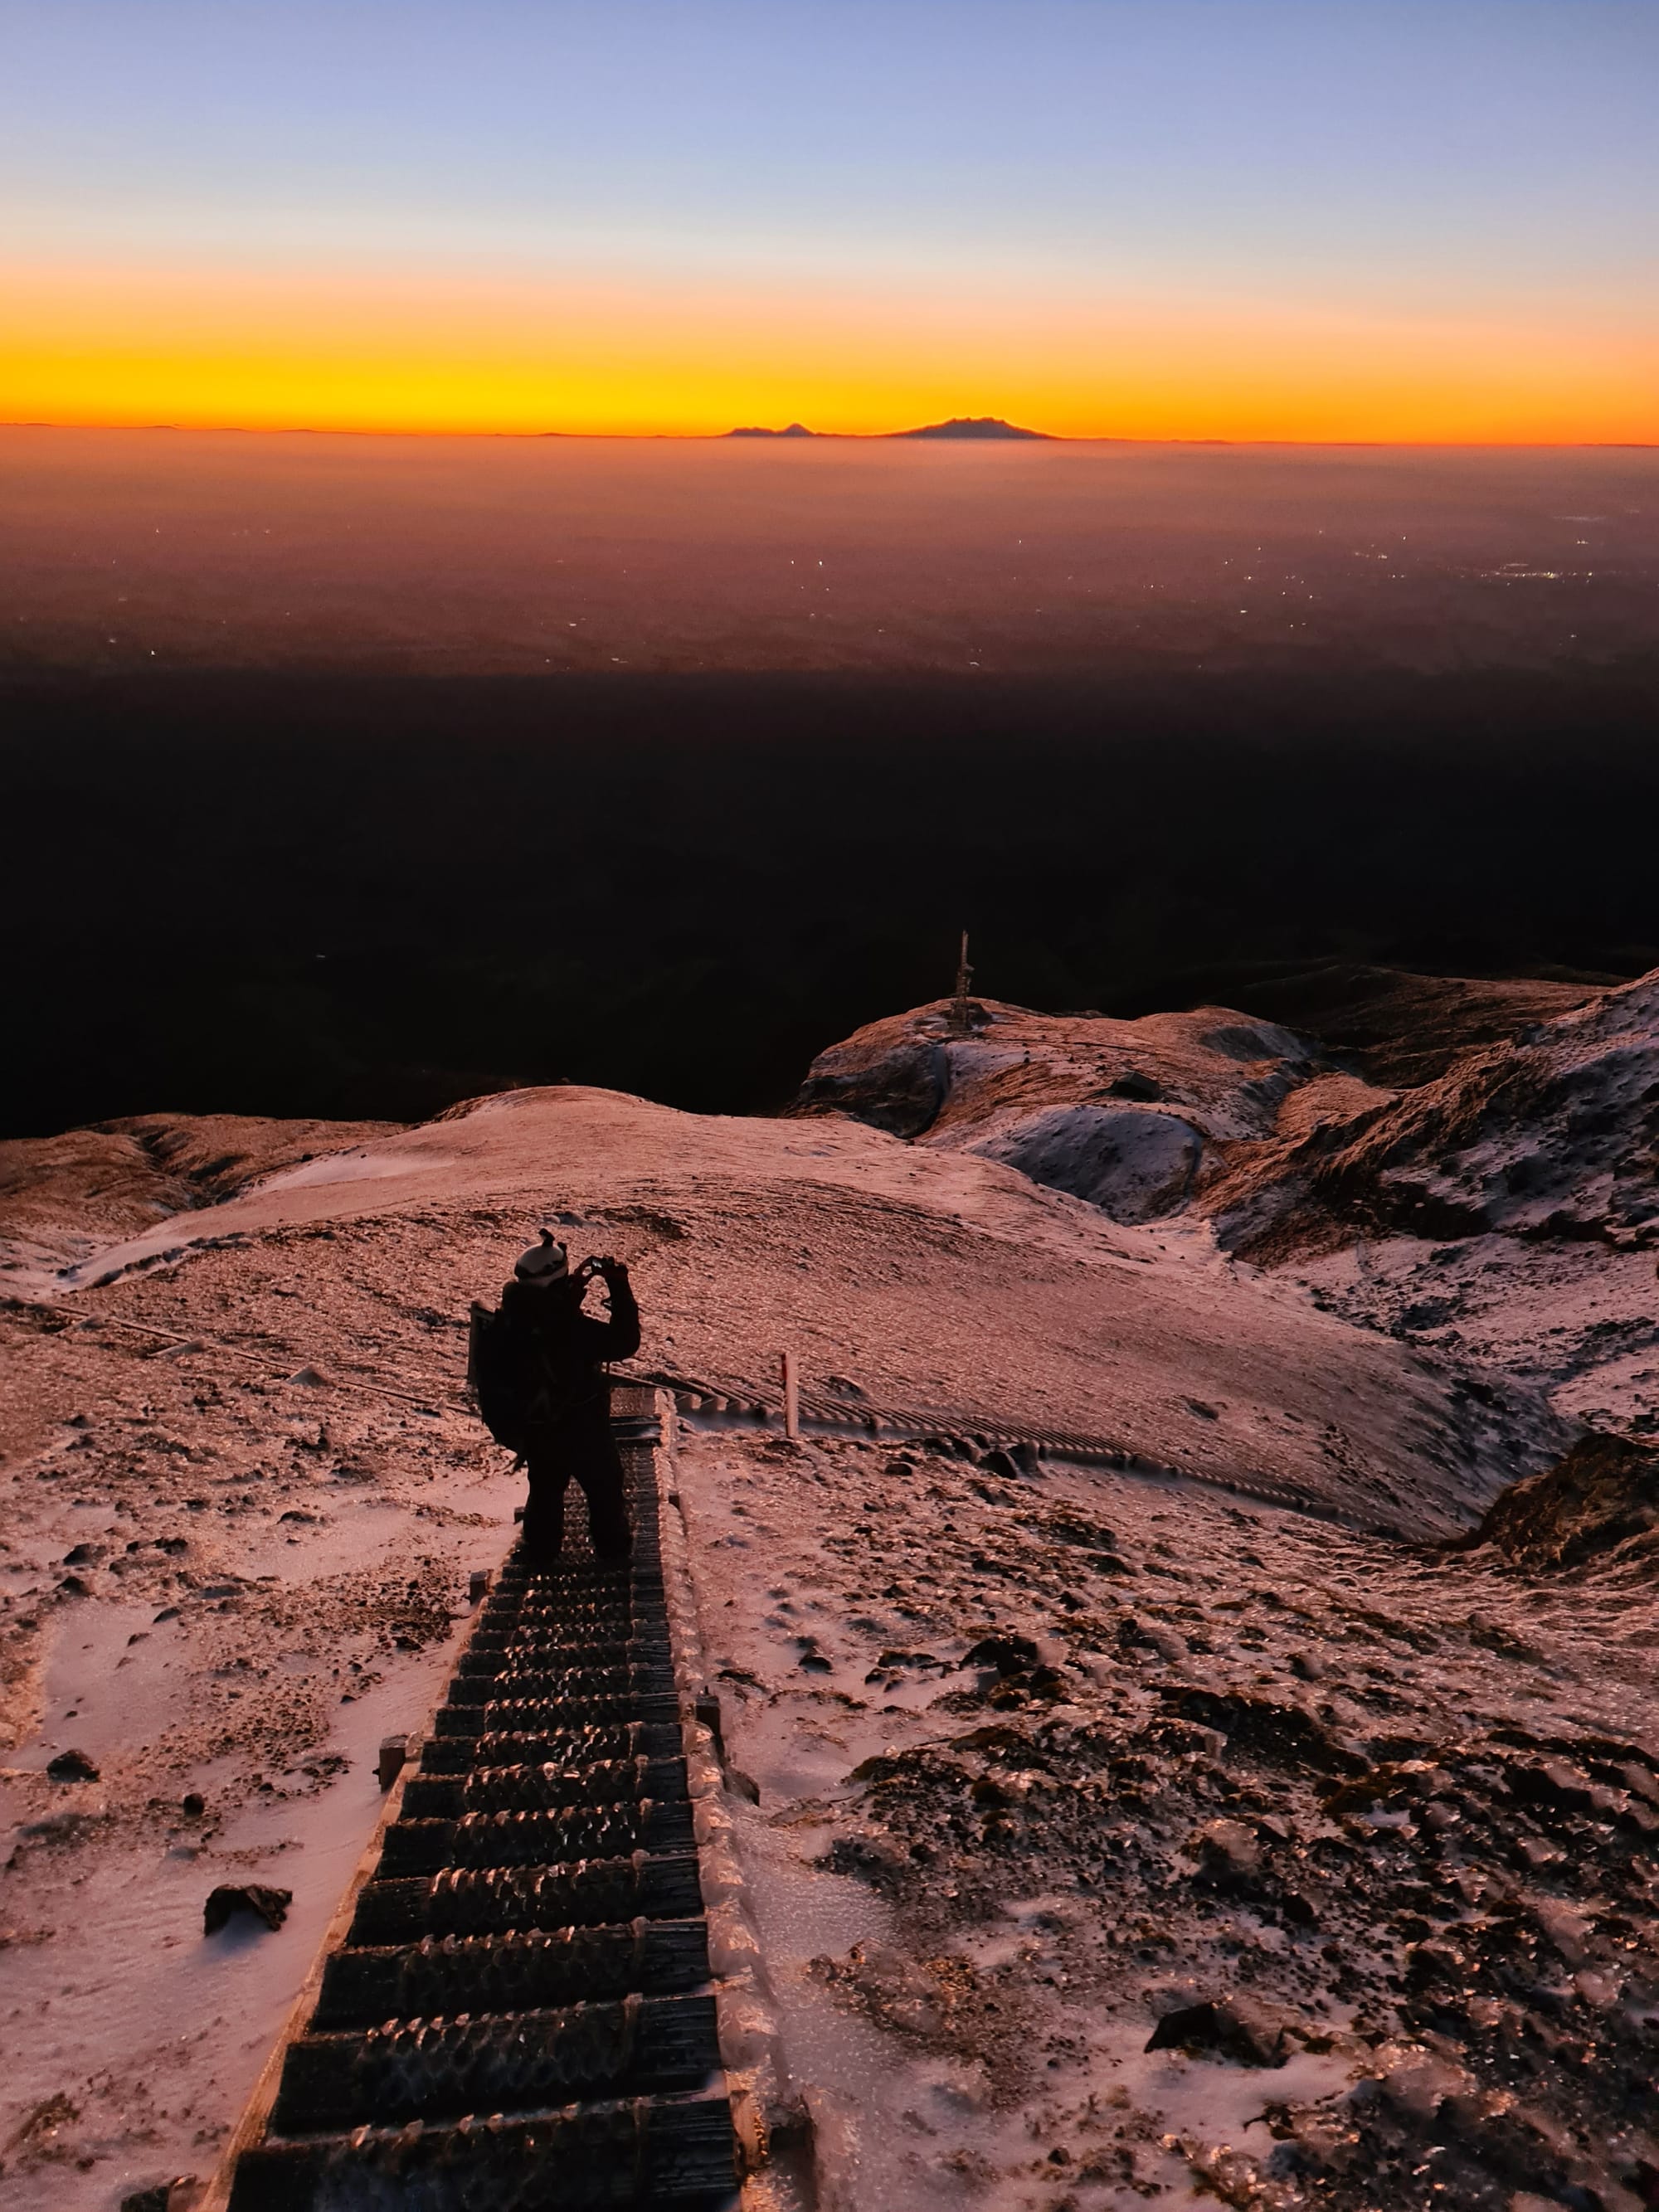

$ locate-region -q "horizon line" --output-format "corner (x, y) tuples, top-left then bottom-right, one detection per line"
(2, 419), (1654, 451)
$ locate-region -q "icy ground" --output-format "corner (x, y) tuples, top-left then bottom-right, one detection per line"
(0, 1291), (518, 2207)
(683, 1422), (1659, 2212)
(0, 970), (1655, 2208)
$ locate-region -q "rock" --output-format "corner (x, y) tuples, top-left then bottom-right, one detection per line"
(1191, 1818), (1263, 1889)
(824, 1834), (907, 1883)
(61, 1542), (104, 1566)
(1002, 1663), (1068, 1702)
(967, 1103), (1205, 1223)
(1166, 1686), (1365, 1776)
(181, 1792), (206, 1819)
(46, 1748), (99, 1782)
(965, 1633), (1040, 1675)
(203, 1883), (292, 1935)
(1119, 1614), (1189, 1664)
(1323, 1762), (1443, 1817)
(18, 1809), (94, 1842)
(792, 1038), (948, 1137)
(1145, 1995), (1287, 2067)
(120, 2181), (197, 2212)
(1472, 1432), (1659, 1570)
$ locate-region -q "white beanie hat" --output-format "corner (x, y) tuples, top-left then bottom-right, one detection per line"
(513, 1229), (569, 1283)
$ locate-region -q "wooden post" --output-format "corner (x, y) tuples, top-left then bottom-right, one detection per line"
(780, 1350), (800, 1443)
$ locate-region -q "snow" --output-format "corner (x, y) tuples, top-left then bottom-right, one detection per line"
(966, 1104), (1204, 1223)
(2, 970), (1657, 2205)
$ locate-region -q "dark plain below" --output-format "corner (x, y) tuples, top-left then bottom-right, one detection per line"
(5, 659), (1658, 1140)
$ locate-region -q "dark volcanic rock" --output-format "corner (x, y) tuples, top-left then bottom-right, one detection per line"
(202, 1883), (292, 1935)
(965, 1632), (1041, 1676)
(120, 2181), (196, 2212)
(1189, 1817), (1264, 1889)
(46, 1748), (100, 1782)
(1145, 1995), (1287, 2066)
(1165, 1686), (1365, 1776)
(967, 1102), (1204, 1223)
(1470, 1431), (1659, 1572)
(792, 1038), (948, 1137)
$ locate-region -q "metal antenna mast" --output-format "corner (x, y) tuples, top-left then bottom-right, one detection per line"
(950, 929), (975, 1036)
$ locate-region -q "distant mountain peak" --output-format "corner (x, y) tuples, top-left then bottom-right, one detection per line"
(722, 416), (1055, 441)
(893, 416), (1053, 441)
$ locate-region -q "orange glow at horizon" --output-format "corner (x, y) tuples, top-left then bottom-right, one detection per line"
(2, 261), (1653, 447)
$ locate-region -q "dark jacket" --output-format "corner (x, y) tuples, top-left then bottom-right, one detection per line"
(500, 1268), (640, 1460)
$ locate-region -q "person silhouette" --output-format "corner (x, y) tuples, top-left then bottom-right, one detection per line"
(497, 1231), (640, 1561)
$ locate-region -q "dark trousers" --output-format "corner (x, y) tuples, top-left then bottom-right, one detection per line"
(522, 1429), (631, 1561)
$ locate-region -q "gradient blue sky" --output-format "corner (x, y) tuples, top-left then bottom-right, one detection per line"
(2, 2), (1654, 437)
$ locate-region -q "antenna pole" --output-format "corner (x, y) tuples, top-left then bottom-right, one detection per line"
(950, 930), (975, 1036)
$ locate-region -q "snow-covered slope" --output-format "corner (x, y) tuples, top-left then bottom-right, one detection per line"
(2, 984), (1652, 2209)
(3, 1082), (1565, 1535)
(1190, 969), (1659, 1447)
(1207, 967), (1659, 1258)
(0, 1111), (399, 1281)
(794, 995), (1321, 1222)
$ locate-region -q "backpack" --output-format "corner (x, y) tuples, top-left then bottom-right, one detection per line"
(467, 1300), (537, 1454)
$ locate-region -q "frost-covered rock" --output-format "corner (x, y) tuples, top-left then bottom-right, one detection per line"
(791, 993), (1323, 1218)
(1210, 966), (1659, 1256)
(1469, 1430), (1659, 1573)
(965, 1101), (1204, 1221)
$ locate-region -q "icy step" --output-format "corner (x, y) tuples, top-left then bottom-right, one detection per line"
(402, 1756), (686, 1821)
(313, 1920), (712, 2031)
(350, 1855), (706, 1946)
(226, 2090), (737, 2210)
(460, 1631), (674, 1671)
(444, 1663), (675, 1704)
(379, 1800), (696, 1877)
(419, 1722), (682, 1774)
(271, 1992), (722, 2132)
(479, 1590), (665, 1620)
(433, 1692), (682, 1737)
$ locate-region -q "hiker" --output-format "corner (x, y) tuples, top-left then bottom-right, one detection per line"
(470, 1231), (641, 1562)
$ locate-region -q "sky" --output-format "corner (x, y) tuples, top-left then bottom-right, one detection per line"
(2, 1), (1654, 442)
